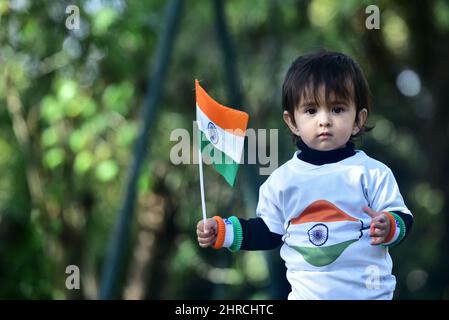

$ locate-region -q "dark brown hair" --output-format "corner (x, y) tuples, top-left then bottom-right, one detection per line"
(282, 50), (373, 141)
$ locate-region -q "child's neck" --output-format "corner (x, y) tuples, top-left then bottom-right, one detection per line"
(296, 140), (355, 165)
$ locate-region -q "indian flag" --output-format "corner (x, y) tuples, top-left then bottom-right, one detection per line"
(195, 80), (249, 187)
(287, 200), (363, 267)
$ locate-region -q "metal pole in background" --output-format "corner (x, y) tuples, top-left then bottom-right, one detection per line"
(99, 0), (184, 299)
(212, 0), (260, 203)
(212, 0), (290, 299)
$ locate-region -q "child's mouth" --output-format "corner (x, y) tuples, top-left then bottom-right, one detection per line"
(318, 132), (332, 138)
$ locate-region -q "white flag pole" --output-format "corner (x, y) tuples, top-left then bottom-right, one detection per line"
(197, 127), (208, 229)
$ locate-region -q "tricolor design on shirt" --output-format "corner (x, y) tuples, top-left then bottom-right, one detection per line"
(195, 80), (249, 186)
(287, 200), (363, 267)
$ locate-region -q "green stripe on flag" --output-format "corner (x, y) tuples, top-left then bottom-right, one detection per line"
(199, 132), (240, 187)
(291, 239), (358, 267)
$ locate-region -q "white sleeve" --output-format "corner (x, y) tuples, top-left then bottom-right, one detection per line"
(256, 178), (285, 235)
(368, 167), (412, 216)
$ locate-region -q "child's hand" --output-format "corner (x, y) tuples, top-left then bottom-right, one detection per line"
(196, 218), (218, 248)
(363, 206), (391, 245)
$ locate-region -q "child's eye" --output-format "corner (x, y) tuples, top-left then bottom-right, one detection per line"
(305, 108), (317, 114)
(332, 106), (345, 113)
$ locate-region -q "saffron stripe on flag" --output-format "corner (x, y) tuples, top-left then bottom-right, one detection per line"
(290, 200), (359, 224)
(196, 80), (248, 134)
(196, 103), (245, 164)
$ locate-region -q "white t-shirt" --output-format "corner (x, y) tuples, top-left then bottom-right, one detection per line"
(256, 150), (412, 300)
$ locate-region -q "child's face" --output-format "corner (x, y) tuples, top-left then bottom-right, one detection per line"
(283, 85), (367, 151)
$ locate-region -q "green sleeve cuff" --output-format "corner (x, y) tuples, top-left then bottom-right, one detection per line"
(228, 216), (243, 252)
(387, 212), (406, 247)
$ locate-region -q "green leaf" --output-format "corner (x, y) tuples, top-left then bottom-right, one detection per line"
(74, 151), (94, 174)
(102, 81), (134, 115)
(117, 122), (137, 146)
(57, 79), (78, 103)
(95, 159), (118, 182)
(80, 97), (97, 118)
(42, 127), (59, 147)
(92, 8), (118, 35)
(44, 148), (65, 169)
(69, 130), (89, 153)
(41, 96), (64, 123)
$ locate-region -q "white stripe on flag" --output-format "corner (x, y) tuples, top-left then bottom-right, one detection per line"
(196, 104), (245, 164)
(286, 220), (362, 248)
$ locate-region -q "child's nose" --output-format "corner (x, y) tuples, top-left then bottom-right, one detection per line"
(318, 111), (331, 126)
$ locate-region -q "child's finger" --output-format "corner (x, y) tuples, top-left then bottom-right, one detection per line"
(196, 228), (208, 237)
(370, 237), (384, 245)
(198, 235), (215, 245)
(363, 206), (379, 218)
(197, 225), (208, 237)
(196, 219), (217, 233)
(370, 228), (385, 238)
(371, 222), (387, 230)
(369, 227), (386, 244)
(376, 215), (386, 224)
(198, 234), (217, 247)
(198, 230), (215, 239)
(203, 218), (217, 234)
(196, 220), (205, 232)
(198, 239), (212, 248)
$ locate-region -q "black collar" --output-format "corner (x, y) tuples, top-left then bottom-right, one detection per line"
(296, 140), (356, 165)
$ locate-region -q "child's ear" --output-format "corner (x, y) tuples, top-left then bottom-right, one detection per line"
(283, 111), (300, 135)
(352, 108), (368, 135)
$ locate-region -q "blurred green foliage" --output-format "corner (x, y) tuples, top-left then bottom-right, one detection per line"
(0, 0), (448, 299)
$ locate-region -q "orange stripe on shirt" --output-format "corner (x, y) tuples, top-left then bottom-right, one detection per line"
(291, 200), (359, 224)
(196, 80), (248, 136)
